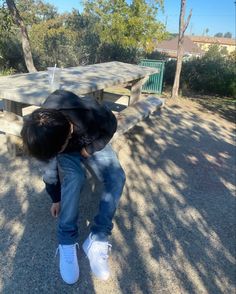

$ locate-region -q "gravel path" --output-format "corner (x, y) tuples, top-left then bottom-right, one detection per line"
(0, 98), (235, 294)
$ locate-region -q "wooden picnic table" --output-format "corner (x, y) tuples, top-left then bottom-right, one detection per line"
(0, 61), (158, 156)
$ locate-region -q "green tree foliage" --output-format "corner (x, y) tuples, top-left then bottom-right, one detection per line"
(0, 2), (23, 72)
(0, 0), (58, 72)
(84, 0), (166, 52)
(29, 16), (80, 69)
(0, 2), (12, 33)
(223, 32), (232, 38)
(64, 9), (101, 64)
(1, 34), (25, 72)
(214, 32), (223, 37)
(214, 32), (232, 39)
(1, 0), (168, 72)
(16, 0), (58, 25)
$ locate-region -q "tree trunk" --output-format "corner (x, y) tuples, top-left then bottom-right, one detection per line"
(6, 0), (37, 72)
(172, 39), (184, 99)
(171, 0), (192, 98)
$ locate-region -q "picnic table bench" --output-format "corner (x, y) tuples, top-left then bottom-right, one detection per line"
(0, 61), (164, 156)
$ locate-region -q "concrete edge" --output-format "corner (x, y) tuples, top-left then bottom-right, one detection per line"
(112, 96), (165, 140)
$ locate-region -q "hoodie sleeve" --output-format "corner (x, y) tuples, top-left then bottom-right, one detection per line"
(44, 181), (61, 203)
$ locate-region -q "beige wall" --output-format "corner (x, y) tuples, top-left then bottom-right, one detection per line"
(193, 42), (235, 54)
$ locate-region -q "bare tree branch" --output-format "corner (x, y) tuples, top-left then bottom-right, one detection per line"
(181, 9), (192, 40)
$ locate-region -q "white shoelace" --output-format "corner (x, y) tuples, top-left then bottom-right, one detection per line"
(55, 243), (79, 262)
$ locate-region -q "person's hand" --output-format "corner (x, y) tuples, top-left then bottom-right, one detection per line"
(80, 147), (90, 158)
(51, 202), (60, 217)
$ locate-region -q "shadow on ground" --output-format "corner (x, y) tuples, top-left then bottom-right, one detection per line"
(0, 146), (101, 293)
(186, 95), (235, 123)
(0, 99), (235, 293)
(112, 101), (236, 294)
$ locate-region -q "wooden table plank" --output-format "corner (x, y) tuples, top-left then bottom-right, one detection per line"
(0, 62), (158, 106)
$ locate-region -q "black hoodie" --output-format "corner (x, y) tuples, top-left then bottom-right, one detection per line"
(42, 89), (117, 155)
(42, 89), (117, 203)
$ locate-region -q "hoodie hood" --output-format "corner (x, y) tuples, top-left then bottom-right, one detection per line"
(42, 89), (93, 110)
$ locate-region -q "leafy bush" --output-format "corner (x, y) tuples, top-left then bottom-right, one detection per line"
(97, 43), (145, 64)
(29, 18), (81, 70)
(164, 45), (236, 97)
(0, 67), (15, 76)
(145, 51), (168, 61)
(0, 33), (27, 72)
(163, 59), (176, 86)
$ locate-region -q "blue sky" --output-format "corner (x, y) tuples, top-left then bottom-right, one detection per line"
(46, 0), (235, 37)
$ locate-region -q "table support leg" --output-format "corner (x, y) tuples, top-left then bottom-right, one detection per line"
(93, 90), (104, 104)
(130, 76), (148, 105)
(3, 100), (27, 157)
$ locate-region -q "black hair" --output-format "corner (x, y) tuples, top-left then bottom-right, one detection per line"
(21, 108), (71, 161)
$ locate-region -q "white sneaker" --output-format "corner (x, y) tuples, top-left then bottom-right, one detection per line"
(56, 243), (79, 284)
(82, 233), (112, 280)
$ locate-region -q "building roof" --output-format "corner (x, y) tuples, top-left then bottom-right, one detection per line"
(188, 36), (236, 46)
(155, 36), (204, 57)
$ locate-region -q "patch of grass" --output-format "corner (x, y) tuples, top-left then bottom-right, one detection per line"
(161, 89), (236, 123)
(188, 95), (236, 123)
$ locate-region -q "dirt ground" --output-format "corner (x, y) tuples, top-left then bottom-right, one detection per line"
(0, 98), (235, 294)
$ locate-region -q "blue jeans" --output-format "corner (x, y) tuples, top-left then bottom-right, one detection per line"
(57, 144), (126, 245)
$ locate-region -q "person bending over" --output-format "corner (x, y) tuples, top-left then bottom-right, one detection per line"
(21, 89), (126, 284)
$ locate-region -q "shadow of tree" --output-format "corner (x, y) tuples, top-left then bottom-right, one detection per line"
(111, 102), (235, 293)
(0, 99), (235, 293)
(0, 140), (98, 293)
